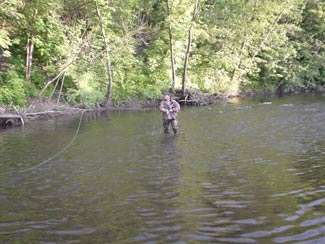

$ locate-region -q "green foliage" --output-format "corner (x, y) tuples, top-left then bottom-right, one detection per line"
(0, 0), (24, 55)
(0, 0), (324, 107)
(65, 71), (104, 104)
(296, 0), (325, 87)
(25, 83), (40, 98)
(0, 29), (11, 50)
(66, 88), (104, 105)
(0, 70), (26, 106)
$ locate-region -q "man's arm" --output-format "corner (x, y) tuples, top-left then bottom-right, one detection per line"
(172, 100), (180, 112)
(159, 102), (168, 113)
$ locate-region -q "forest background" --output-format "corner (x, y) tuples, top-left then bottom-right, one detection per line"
(0, 0), (324, 108)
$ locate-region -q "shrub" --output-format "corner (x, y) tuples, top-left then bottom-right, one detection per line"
(0, 70), (26, 106)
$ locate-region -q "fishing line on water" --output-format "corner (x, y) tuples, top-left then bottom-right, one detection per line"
(1, 110), (85, 175)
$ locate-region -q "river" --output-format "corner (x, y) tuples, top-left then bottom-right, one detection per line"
(0, 94), (325, 243)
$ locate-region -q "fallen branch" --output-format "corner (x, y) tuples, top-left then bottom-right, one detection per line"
(179, 99), (198, 102)
(39, 66), (68, 96)
(24, 111), (65, 116)
(12, 105), (25, 125)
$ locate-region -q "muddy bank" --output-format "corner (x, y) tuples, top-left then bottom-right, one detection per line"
(0, 97), (161, 127)
(0, 100), (81, 127)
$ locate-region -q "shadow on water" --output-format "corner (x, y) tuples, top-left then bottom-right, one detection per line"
(1, 94), (325, 243)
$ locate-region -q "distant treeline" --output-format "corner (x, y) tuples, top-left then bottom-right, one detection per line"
(0, 0), (324, 106)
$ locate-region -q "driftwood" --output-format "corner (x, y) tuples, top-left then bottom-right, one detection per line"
(175, 89), (227, 106)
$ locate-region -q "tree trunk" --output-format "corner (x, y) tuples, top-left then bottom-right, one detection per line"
(95, 1), (113, 108)
(182, 27), (192, 95)
(26, 37), (33, 83)
(181, 0), (199, 96)
(167, 0), (176, 91)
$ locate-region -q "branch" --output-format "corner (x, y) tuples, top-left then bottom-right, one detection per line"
(38, 26), (89, 96)
(39, 65), (69, 96)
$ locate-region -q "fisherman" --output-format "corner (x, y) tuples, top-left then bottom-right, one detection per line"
(159, 91), (180, 134)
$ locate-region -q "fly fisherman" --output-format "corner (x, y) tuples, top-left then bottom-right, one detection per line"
(159, 91), (180, 134)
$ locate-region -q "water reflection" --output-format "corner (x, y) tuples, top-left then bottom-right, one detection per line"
(1, 95), (325, 243)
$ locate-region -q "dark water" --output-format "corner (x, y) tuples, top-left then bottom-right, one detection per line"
(0, 94), (325, 244)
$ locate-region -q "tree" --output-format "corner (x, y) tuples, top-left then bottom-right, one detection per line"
(297, 0), (325, 87)
(167, 0), (177, 91)
(1, 0), (324, 107)
(181, 0), (200, 95)
(10, 0), (66, 84)
(95, 0), (113, 107)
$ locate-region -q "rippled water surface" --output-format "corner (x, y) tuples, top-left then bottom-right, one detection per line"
(1, 94), (325, 243)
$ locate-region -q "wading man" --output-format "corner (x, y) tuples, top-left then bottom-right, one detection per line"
(159, 92), (180, 134)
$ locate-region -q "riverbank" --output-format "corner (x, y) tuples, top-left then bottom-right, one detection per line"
(0, 97), (159, 127)
(1, 87), (325, 127)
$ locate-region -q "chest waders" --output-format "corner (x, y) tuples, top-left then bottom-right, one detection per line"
(163, 118), (178, 134)
(163, 102), (178, 134)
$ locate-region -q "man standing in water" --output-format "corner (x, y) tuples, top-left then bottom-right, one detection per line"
(159, 91), (180, 134)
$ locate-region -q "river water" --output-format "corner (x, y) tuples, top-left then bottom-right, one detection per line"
(0, 94), (325, 243)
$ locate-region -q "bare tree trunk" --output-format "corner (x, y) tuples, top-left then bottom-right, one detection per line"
(26, 37), (33, 83)
(167, 0), (176, 91)
(95, 0), (113, 108)
(181, 0), (199, 96)
(182, 28), (192, 95)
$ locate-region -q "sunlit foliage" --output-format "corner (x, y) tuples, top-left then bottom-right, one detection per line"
(0, 0), (324, 106)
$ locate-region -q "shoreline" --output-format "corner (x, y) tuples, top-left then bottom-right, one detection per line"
(1, 88), (325, 127)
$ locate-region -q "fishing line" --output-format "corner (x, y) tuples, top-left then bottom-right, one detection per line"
(1, 110), (85, 175)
